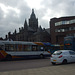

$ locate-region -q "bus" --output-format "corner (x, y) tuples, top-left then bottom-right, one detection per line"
(0, 41), (51, 60)
(49, 44), (63, 54)
(64, 36), (75, 51)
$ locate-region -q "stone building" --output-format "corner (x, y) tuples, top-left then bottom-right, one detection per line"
(5, 9), (50, 42)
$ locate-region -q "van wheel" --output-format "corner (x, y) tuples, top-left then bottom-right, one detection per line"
(6, 54), (12, 61)
(62, 59), (67, 64)
(40, 54), (44, 59)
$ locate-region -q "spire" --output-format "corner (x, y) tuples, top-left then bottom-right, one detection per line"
(37, 26), (42, 32)
(29, 9), (38, 31)
(14, 29), (16, 34)
(32, 9), (34, 13)
(24, 19), (28, 30)
(30, 9), (36, 19)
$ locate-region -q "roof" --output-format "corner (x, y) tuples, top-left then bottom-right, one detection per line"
(45, 28), (50, 34)
(28, 27), (34, 32)
(34, 42), (51, 46)
(34, 42), (44, 45)
(0, 41), (36, 45)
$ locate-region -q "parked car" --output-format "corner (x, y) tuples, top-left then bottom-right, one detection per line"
(51, 50), (75, 65)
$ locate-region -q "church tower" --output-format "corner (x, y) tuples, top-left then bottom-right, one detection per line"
(29, 9), (38, 31)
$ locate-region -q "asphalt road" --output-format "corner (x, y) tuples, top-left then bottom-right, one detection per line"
(0, 58), (51, 72)
(0, 58), (75, 75)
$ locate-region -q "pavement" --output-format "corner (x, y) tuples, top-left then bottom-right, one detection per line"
(0, 63), (75, 75)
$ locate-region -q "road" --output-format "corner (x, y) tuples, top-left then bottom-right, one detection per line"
(0, 57), (75, 75)
(0, 58), (51, 72)
(0, 57), (75, 74)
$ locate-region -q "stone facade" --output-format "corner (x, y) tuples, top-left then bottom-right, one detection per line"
(5, 9), (50, 42)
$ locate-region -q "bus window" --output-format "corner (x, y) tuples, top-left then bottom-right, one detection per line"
(27, 45), (32, 51)
(32, 46), (37, 51)
(23, 45), (32, 51)
(14, 44), (18, 51)
(23, 45), (27, 51)
(5, 44), (9, 51)
(5, 44), (15, 51)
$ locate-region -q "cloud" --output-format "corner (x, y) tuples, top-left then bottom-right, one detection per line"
(36, 0), (75, 28)
(0, 0), (75, 38)
(0, 0), (21, 7)
(0, 0), (31, 38)
(41, 0), (75, 17)
(0, 7), (4, 20)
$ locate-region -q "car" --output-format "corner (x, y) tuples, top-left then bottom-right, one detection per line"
(50, 50), (75, 65)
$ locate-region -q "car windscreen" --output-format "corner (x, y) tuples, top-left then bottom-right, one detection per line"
(53, 51), (62, 55)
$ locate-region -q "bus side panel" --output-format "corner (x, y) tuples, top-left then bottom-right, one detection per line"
(0, 50), (8, 60)
(6, 51), (50, 59)
(0, 51), (5, 59)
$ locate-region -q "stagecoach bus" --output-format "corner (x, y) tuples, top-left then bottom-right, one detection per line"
(0, 41), (51, 60)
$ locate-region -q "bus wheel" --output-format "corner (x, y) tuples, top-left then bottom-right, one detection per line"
(6, 54), (12, 61)
(40, 54), (44, 59)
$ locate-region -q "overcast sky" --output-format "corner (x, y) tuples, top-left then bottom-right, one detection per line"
(0, 0), (75, 38)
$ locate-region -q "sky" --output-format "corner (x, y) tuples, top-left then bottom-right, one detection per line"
(0, 0), (75, 38)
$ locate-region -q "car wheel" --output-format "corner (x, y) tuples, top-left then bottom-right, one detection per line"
(52, 62), (56, 65)
(62, 59), (67, 64)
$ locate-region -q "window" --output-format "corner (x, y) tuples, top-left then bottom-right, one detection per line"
(5, 44), (14, 51)
(55, 19), (75, 26)
(55, 22), (59, 26)
(60, 29), (65, 32)
(69, 19), (75, 24)
(55, 28), (66, 32)
(55, 23), (58, 26)
(55, 21), (62, 26)
(57, 29), (59, 32)
(53, 51), (62, 55)
(69, 51), (75, 55)
(62, 21), (65, 24)
(61, 29), (65, 32)
(55, 29), (57, 32)
(67, 33), (75, 37)
(66, 21), (69, 24)
(65, 28), (69, 31)
(59, 21), (62, 25)
(69, 27), (75, 30)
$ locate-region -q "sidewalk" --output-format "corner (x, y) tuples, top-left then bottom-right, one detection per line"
(0, 64), (75, 75)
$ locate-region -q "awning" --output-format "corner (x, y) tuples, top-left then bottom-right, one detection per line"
(42, 42), (51, 46)
(51, 44), (61, 46)
(34, 42), (44, 45)
(34, 42), (51, 46)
